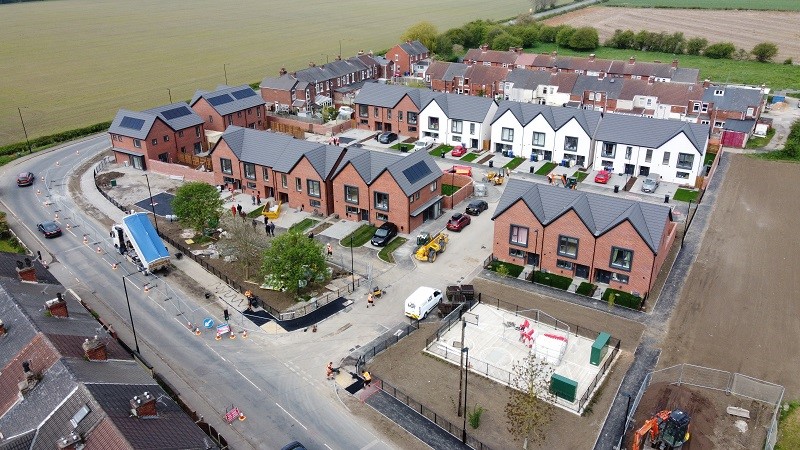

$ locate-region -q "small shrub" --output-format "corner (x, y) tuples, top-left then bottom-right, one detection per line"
(468, 404), (485, 429)
(602, 288), (643, 310)
(496, 264), (510, 277)
(784, 58), (793, 65)
(490, 260), (523, 278)
(576, 282), (596, 297)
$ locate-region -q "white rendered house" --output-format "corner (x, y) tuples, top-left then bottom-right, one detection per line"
(418, 93), (497, 149)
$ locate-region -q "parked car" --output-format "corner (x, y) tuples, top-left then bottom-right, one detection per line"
(641, 174), (660, 193)
(594, 170), (611, 184)
(465, 200), (488, 216)
(377, 132), (398, 144)
(371, 222), (398, 246)
(280, 442), (307, 450)
(37, 221), (62, 238)
(446, 213), (471, 231)
(412, 137), (435, 152)
(17, 171), (35, 187)
(451, 145), (467, 157)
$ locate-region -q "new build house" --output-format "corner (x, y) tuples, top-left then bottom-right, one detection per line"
(108, 103), (207, 169)
(492, 179), (676, 296)
(352, 83), (437, 136)
(190, 85), (267, 132)
(417, 93), (498, 149)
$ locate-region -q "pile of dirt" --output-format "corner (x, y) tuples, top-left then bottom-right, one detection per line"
(94, 170), (125, 187)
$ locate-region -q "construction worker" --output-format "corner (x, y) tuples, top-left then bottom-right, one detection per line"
(362, 370), (372, 387)
(367, 292), (374, 308)
(326, 362), (335, 380)
(326, 242), (333, 257)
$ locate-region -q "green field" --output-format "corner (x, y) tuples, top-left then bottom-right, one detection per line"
(603, 0), (800, 10)
(533, 43), (800, 90)
(0, 0), (531, 146)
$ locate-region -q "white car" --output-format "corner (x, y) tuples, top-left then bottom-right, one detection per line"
(412, 137), (435, 152)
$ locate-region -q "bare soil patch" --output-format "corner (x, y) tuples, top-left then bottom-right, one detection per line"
(659, 155), (800, 398)
(545, 6), (800, 61)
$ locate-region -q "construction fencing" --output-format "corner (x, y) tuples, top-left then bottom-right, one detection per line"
(620, 364), (784, 450)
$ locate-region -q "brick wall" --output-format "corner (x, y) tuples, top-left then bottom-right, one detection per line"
(355, 95), (420, 137)
(541, 210), (596, 278)
(267, 115), (353, 137)
(146, 160), (215, 185)
(277, 157), (332, 214)
(595, 220), (655, 295)
(493, 200), (544, 267)
(332, 164), (369, 221)
(261, 87), (293, 107)
(441, 174), (474, 209)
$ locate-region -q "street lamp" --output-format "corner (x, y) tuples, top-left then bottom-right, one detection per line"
(223, 63), (229, 85)
(350, 235), (355, 290)
(461, 346), (470, 444)
(122, 274), (141, 354)
(17, 107), (31, 153)
(143, 174), (159, 233)
(534, 229), (539, 271)
(167, 88), (173, 103)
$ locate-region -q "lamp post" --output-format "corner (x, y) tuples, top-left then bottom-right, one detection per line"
(534, 229), (539, 271)
(167, 88), (173, 103)
(350, 235), (355, 290)
(461, 346), (470, 444)
(143, 174), (159, 233)
(457, 319), (467, 417)
(122, 274), (141, 354)
(17, 107), (31, 153)
(223, 63), (229, 85)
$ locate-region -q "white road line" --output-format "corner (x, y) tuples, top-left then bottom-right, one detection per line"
(324, 444), (333, 450)
(235, 369), (262, 391)
(275, 402), (307, 430)
(203, 342), (227, 362)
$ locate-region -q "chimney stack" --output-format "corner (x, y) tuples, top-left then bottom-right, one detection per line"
(130, 391), (158, 418)
(309, 62), (316, 67)
(703, 79), (711, 88)
(279, 67), (287, 76)
(672, 58), (679, 68)
(551, 50), (558, 57)
(629, 56), (636, 65)
(357, 50), (364, 56)
(57, 432), (82, 450)
(368, 50), (373, 57)
(0, 319), (5, 337)
(82, 335), (107, 361)
(45, 293), (68, 318)
(481, 43), (489, 51)
(16, 259), (37, 283)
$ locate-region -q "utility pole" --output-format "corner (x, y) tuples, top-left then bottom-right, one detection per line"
(143, 174), (159, 233)
(17, 107), (31, 153)
(122, 275), (141, 354)
(457, 319), (467, 416)
(224, 63), (229, 85)
(167, 88), (173, 103)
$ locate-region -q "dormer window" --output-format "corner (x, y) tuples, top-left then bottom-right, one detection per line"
(714, 89), (724, 96)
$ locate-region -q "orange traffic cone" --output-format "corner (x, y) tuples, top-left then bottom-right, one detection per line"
(66, 223), (71, 229)
(83, 235), (88, 244)
(242, 330), (248, 339)
(229, 332), (236, 339)
(54, 213), (59, 220)
(96, 246), (102, 253)
(195, 328), (201, 336)
(111, 263), (118, 270)
(215, 332), (221, 341)
(238, 411), (246, 421)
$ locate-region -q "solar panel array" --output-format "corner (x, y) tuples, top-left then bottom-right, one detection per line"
(120, 116), (145, 130)
(207, 94), (234, 107)
(161, 105), (192, 120)
(402, 161), (432, 184)
(231, 88), (257, 100)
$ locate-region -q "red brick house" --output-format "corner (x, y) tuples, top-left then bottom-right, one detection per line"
(353, 83), (437, 136)
(191, 85), (267, 132)
(492, 179), (676, 296)
(331, 147), (443, 233)
(464, 45), (521, 67)
(108, 103), (206, 169)
(386, 40), (429, 77)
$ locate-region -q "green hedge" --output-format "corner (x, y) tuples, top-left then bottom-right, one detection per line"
(533, 271), (572, 290)
(0, 121), (112, 158)
(576, 282), (596, 297)
(602, 288), (644, 310)
(489, 260), (524, 278)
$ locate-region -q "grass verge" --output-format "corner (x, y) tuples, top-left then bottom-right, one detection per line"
(603, 0), (800, 10)
(247, 205), (265, 218)
(0, 239), (26, 253)
(430, 145), (453, 157)
(461, 153), (479, 162)
(489, 260), (524, 278)
(534, 162), (558, 175)
(673, 188), (699, 203)
(503, 157), (525, 170)
(777, 400), (800, 450)
(378, 237), (407, 263)
(746, 128), (776, 149)
(391, 143), (414, 152)
(574, 171), (589, 182)
(533, 271), (572, 290)
(288, 218), (319, 234)
(442, 184), (459, 196)
(343, 224), (377, 247)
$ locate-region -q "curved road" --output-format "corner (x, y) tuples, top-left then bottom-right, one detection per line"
(0, 136), (396, 450)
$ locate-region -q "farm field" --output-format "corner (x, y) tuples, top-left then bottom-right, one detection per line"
(659, 155), (800, 399)
(0, 0), (531, 147)
(545, 6), (800, 63)
(604, 0), (800, 10)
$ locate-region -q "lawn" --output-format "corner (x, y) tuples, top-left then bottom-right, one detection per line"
(746, 128), (776, 149)
(246, 205), (265, 218)
(489, 260), (524, 278)
(755, 150), (800, 162)
(603, 0), (800, 10)
(534, 161), (558, 175)
(460, 153), (479, 162)
(342, 224), (377, 247)
(503, 157), (525, 170)
(574, 171), (589, 182)
(673, 188), (699, 202)
(430, 145), (453, 157)
(442, 184), (459, 196)
(532, 43), (800, 90)
(777, 401), (800, 450)
(288, 218), (319, 233)
(0, 239), (25, 254)
(391, 143), (414, 152)
(0, 0), (532, 147)
(703, 152), (717, 166)
(378, 237), (407, 263)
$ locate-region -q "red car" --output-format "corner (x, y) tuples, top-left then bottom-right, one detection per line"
(446, 213), (471, 232)
(17, 171), (35, 187)
(451, 145), (467, 157)
(594, 170), (611, 184)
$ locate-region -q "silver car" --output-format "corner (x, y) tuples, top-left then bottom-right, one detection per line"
(641, 174), (660, 193)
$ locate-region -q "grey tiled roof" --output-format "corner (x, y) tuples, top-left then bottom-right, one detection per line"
(353, 82), (437, 109)
(442, 62), (469, 81)
(108, 109), (156, 140)
(492, 179), (672, 252)
(571, 75), (624, 99)
(672, 67), (700, 83)
(423, 93), (496, 122)
(22, 385), (104, 450)
(491, 101), (603, 136)
(399, 40), (428, 56)
(504, 69), (552, 90)
(702, 85), (764, 112)
(723, 119), (755, 133)
(143, 102), (204, 131)
(332, 147), (442, 196)
(0, 283), (37, 370)
(0, 252), (58, 284)
(191, 84), (265, 116)
(259, 74), (298, 90)
(594, 113), (709, 154)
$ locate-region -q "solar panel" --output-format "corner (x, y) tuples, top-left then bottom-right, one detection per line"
(402, 161), (432, 184)
(231, 88), (257, 100)
(207, 94), (234, 107)
(161, 105), (192, 120)
(120, 116), (145, 131)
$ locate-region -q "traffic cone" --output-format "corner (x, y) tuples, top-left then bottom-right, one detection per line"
(56, 161), (60, 166)
(215, 332), (221, 341)
(111, 263), (118, 270)
(54, 213), (59, 220)
(238, 411), (246, 421)
(83, 235), (88, 244)
(242, 330), (248, 339)
(36, 189), (40, 195)
(66, 223), (71, 229)
(195, 328), (201, 336)
(229, 332), (236, 339)
(96, 246), (102, 254)
(143, 284), (151, 293)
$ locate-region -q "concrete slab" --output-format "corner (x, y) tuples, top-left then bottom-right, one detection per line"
(321, 219), (363, 240)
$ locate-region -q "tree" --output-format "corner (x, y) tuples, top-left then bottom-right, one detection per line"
(784, 119), (800, 158)
(704, 42), (736, 59)
(433, 34), (454, 59)
(751, 42), (779, 62)
(663, 32), (685, 54)
(567, 27), (599, 51)
(172, 182), (224, 236)
(261, 230), (328, 295)
(531, 0), (548, 12)
(321, 105), (337, 123)
(217, 214), (268, 281)
(505, 354), (555, 444)
(685, 37), (708, 55)
(554, 26), (575, 48)
(491, 32), (523, 51)
(401, 22), (438, 52)
(605, 29), (636, 49)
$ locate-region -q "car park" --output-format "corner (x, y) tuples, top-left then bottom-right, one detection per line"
(446, 212), (471, 231)
(371, 222), (398, 246)
(451, 145), (467, 157)
(465, 200), (488, 216)
(17, 171), (34, 187)
(412, 137), (435, 152)
(641, 174), (660, 193)
(37, 221), (62, 238)
(377, 132), (398, 144)
(594, 170), (611, 184)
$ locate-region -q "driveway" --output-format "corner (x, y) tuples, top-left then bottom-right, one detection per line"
(761, 98), (800, 151)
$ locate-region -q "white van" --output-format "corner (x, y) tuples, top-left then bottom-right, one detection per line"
(404, 286), (443, 320)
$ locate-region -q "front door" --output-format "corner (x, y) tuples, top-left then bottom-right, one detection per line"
(594, 268), (612, 284)
(576, 155), (586, 167)
(527, 252), (539, 267)
(470, 138), (479, 149)
(279, 192), (289, 203)
(639, 166), (650, 176)
(131, 155), (144, 170)
(543, 151), (553, 161)
(360, 209), (368, 221)
(375, 122), (383, 131)
(575, 264), (590, 279)
(624, 164), (635, 175)
(384, 123), (392, 132)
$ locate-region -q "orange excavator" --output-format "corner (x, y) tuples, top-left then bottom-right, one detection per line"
(632, 409), (691, 450)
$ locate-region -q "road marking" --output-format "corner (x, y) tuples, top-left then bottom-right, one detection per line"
(236, 369), (262, 391)
(203, 342), (227, 362)
(324, 444), (333, 450)
(275, 402), (307, 430)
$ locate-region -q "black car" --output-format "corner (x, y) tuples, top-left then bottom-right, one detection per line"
(17, 171), (35, 187)
(377, 132), (398, 144)
(465, 200), (488, 216)
(280, 442), (307, 450)
(371, 222), (398, 246)
(37, 221), (62, 238)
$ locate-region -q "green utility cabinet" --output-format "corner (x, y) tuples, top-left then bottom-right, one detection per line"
(591, 332), (611, 366)
(550, 374), (578, 402)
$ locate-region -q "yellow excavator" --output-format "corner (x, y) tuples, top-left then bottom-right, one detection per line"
(414, 231), (449, 263)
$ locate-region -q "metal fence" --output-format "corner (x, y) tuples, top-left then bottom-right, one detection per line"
(352, 321), (420, 373)
(377, 378), (494, 450)
(621, 364), (784, 450)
